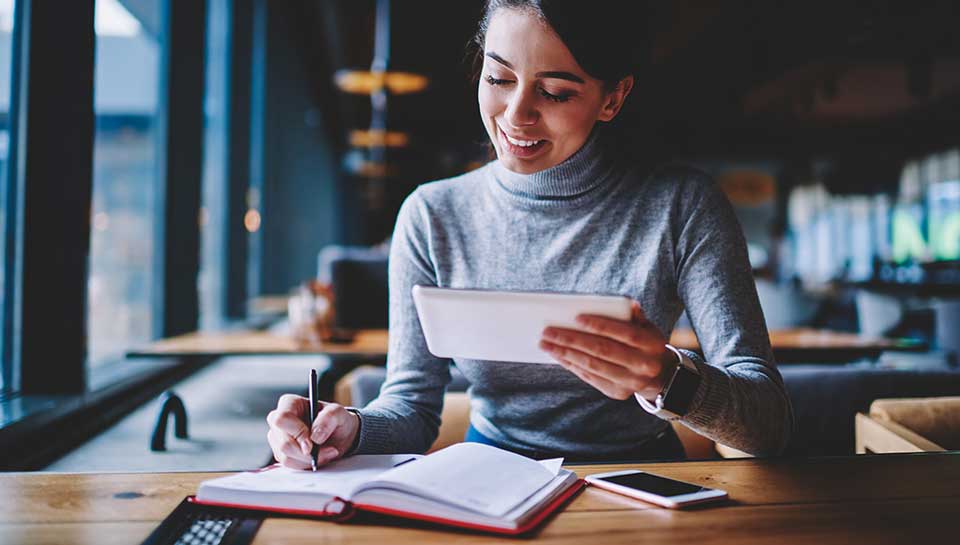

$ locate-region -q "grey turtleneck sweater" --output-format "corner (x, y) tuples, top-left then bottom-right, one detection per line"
(354, 134), (794, 458)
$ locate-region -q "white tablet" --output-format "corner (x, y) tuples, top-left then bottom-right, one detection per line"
(411, 285), (632, 364)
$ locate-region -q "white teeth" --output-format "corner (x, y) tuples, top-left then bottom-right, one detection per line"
(503, 130), (542, 147)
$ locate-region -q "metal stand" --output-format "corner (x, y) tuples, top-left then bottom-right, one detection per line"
(151, 391), (189, 451)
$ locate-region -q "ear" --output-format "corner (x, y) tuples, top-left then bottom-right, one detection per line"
(597, 75), (634, 122)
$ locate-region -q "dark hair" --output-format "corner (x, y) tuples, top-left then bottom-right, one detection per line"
(469, 0), (649, 91)
(467, 0), (650, 159)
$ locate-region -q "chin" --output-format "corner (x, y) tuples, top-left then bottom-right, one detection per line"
(493, 145), (558, 174)
(499, 157), (545, 174)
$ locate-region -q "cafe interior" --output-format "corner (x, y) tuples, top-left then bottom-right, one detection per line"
(1, 0), (959, 543)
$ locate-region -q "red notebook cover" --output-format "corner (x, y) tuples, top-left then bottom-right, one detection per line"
(188, 478), (585, 536)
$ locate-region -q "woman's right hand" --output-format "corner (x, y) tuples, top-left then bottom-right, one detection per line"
(266, 394), (360, 470)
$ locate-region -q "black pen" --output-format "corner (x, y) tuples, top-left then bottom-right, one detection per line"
(308, 368), (319, 472)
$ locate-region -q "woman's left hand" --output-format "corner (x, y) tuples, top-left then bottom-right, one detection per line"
(539, 301), (676, 401)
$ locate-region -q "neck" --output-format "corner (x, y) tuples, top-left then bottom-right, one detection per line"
(491, 131), (615, 201)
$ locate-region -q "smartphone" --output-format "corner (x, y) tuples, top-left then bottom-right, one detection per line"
(585, 470), (728, 508)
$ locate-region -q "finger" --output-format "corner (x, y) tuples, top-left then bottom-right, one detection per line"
(315, 446), (341, 466)
(541, 340), (656, 391)
(556, 357), (632, 400)
(542, 339), (634, 381)
(553, 355), (620, 392)
(541, 327), (642, 369)
(267, 430), (284, 463)
(267, 407), (312, 448)
(276, 452), (311, 470)
(277, 394), (311, 417)
(268, 430), (311, 470)
(268, 428), (312, 465)
(311, 403), (344, 446)
(573, 313), (664, 352)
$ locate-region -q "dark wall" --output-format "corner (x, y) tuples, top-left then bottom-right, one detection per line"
(255, 1), (350, 295)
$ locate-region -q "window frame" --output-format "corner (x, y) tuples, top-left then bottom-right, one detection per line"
(6, 0), (96, 396)
(0, 0), (223, 469)
(153, 0), (207, 339)
(225, 0), (255, 321)
(0, 0), (25, 400)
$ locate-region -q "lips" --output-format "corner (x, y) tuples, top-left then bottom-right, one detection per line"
(497, 125), (548, 159)
(503, 131), (543, 147)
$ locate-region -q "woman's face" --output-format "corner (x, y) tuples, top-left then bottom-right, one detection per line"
(478, 8), (632, 174)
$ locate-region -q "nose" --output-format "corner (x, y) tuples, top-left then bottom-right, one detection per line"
(504, 86), (539, 127)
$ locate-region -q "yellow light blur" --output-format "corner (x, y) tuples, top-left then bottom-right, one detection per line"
(384, 72), (429, 94)
(350, 129), (410, 148)
(359, 162), (388, 178)
(348, 161), (399, 178)
(334, 69), (429, 95)
(244, 209), (261, 233)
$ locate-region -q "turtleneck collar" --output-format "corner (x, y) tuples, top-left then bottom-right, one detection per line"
(490, 130), (616, 203)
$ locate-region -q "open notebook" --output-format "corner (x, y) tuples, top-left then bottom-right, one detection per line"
(192, 443), (583, 535)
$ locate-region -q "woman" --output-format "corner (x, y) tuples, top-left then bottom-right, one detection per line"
(267, 0), (794, 467)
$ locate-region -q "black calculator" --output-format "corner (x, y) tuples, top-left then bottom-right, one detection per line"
(140, 498), (263, 545)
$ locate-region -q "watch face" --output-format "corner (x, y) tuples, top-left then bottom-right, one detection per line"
(660, 363), (701, 416)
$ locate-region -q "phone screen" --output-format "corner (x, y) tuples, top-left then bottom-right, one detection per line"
(598, 472), (706, 497)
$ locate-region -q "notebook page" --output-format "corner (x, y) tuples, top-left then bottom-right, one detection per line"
(198, 454), (420, 501)
(353, 469), (577, 530)
(357, 443), (556, 518)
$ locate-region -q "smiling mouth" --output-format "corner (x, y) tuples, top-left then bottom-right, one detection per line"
(498, 125), (548, 158)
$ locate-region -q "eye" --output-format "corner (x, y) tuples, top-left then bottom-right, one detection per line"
(484, 75), (511, 86)
(539, 88), (572, 103)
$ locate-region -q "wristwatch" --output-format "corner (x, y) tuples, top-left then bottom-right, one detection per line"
(634, 344), (701, 419)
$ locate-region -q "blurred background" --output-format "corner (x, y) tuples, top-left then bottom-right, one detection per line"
(0, 0), (959, 471)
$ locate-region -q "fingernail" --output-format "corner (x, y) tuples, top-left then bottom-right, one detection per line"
(317, 447), (339, 463)
(300, 440), (311, 455)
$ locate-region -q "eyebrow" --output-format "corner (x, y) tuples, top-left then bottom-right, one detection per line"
(485, 52), (585, 84)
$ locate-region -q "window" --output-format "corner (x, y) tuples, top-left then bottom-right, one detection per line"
(0, 0), (15, 395)
(0, 0), (212, 465)
(198, 0), (228, 331)
(87, 0), (164, 366)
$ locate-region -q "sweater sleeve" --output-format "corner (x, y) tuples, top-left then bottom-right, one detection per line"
(352, 190), (453, 454)
(664, 172), (795, 456)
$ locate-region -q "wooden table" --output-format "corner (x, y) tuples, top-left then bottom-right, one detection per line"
(671, 327), (924, 362)
(128, 329), (390, 359)
(129, 327), (921, 363)
(126, 329), (391, 400)
(2, 453), (957, 544)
